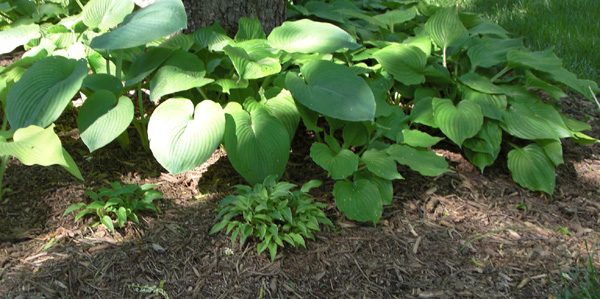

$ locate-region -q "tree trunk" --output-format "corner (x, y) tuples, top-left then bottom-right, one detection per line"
(181, 0), (286, 36)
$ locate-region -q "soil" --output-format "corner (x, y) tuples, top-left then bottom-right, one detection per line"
(1, 56), (599, 298)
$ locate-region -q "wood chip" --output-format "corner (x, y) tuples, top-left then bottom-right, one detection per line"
(517, 278), (529, 289)
(419, 290), (445, 298)
(413, 236), (422, 254)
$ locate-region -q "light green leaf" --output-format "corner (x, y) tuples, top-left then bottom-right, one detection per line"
(82, 73), (123, 96)
(507, 144), (555, 195)
(462, 88), (507, 121)
(467, 37), (522, 69)
(501, 101), (571, 140)
(360, 149), (402, 180)
(0, 124), (65, 167)
(507, 48), (563, 73)
(263, 89), (300, 142)
(387, 144), (450, 177)
(372, 7), (417, 31)
(399, 129), (443, 147)
(224, 42), (281, 80)
(538, 139), (563, 167)
(333, 179), (382, 224)
(82, 0), (134, 31)
(235, 17), (266, 42)
(268, 19), (359, 54)
(150, 50), (213, 101)
(0, 24), (40, 55)
(223, 104), (290, 185)
(158, 33), (194, 51)
(463, 121), (502, 172)
(373, 44), (427, 86)
(310, 143), (358, 180)
(525, 71), (567, 100)
(101, 215), (115, 232)
(90, 0), (187, 50)
(354, 171), (394, 205)
(286, 60), (375, 121)
(460, 73), (504, 94)
(6, 56), (88, 130)
(409, 97), (437, 127)
(425, 6), (468, 51)
(148, 99), (225, 175)
(191, 23), (232, 51)
(433, 98), (483, 147)
(78, 91), (134, 152)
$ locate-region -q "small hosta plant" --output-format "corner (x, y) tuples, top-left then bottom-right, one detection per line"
(210, 176), (333, 261)
(64, 182), (163, 232)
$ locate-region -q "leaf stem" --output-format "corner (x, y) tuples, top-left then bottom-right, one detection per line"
(0, 155), (9, 203)
(135, 83), (150, 152)
(75, 0), (84, 10)
(116, 130), (131, 150)
(197, 87), (209, 100)
(490, 66), (511, 83)
(442, 46), (447, 69)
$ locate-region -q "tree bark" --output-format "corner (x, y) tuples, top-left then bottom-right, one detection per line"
(180, 0), (286, 36)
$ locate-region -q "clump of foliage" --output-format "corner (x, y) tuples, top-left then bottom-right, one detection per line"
(64, 182), (163, 232)
(1, 0), (599, 225)
(210, 176), (333, 261)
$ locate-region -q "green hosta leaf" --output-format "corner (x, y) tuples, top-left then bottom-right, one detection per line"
(342, 122), (368, 148)
(501, 101), (571, 140)
(463, 121), (502, 172)
(462, 88), (507, 121)
(304, 1), (345, 23)
(547, 68), (599, 101)
(310, 143), (358, 180)
(354, 171), (394, 205)
(268, 19), (359, 54)
(460, 73), (504, 94)
(525, 71), (567, 100)
(561, 114), (591, 133)
(425, 6), (468, 51)
(6, 56), (88, 130)
(158, 33), (194, 51)
(148, 99), (225, 175)
(235, 17), (266, 42)
(0, 124), (64, 166)
(387, 144), (450, 177)
(467, 37), (522, 69)
(507, 144), (555, 195)
(0, 67), (26, 108)
(433, 98), (483, 147)
(538, 139), (563, 167)
(571, 132), (599, 145)
(398, 129), (443, 147)
(82, 0), (134, 31)
(211, 77), (249, 94)
(373, 44), (427, 86)
(150, 50), (213, 101)
(360, 149), (402, 180)
(286, 60), (375, 121)
(82, 74), (123, 96)
(507, 48), (563, 73)
(192, 23), (232, 51)
(0, 24), (40, 55)
(90, 0), (187, 50)
(409, 97), (437, 127)
(223, 104), (290, 185)
(223, 43), (281, 80)
(334, 179), (382, 224)
(372, 7), (417, 31)
(78, 90), (134, 152)
(263, 89), (300, 142)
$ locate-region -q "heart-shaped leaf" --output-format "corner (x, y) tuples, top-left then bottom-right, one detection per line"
(192, 23), (232, 51)
(6, 56), (88, 130)
(223, 104), (290, 185)
(82, 0), (134, 31)
(387, 144), (450, 177)
(286, 60), (375, 121)
(538, 139), (563, 167)
(360, 149), (402, 180)
(334, 179), (382, 224)
(148, 98), (225, 175)
(425, 6), (468, 52)
(150, 50), (213, 101)
(310, 142), (358, 180)
(354, 171), (394, 205)
(507, 144), (555, 195)
(268, 19), (359, 54)
(263, 89), (300, 142)
(90, 0), (187, 50)
(373, 44), (427, 86)
(235, 17), (266, 42)
(0, 124), (82, 180)
(462, 88), (507, 121)
(0, 24), (40, 55)
(433, 98), (483, 147)
(224, 41), (281, 80)
(78, 90), (134, 152)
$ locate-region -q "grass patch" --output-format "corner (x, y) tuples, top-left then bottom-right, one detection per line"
(425, 0), (600, 83)
(556, 239), (600, 298)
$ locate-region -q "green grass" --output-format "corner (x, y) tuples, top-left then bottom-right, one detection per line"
(425, 0), (600, 83)
(556, 239), (600, 299)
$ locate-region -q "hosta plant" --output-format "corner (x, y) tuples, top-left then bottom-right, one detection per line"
(64, 182), (163, 232)
(210, 176), (333, 261)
